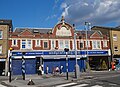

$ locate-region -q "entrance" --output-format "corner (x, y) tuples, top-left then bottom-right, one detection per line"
(0, 61), (5, 75)
(89, 56), (108, 70)
(36, 57), (43, 73)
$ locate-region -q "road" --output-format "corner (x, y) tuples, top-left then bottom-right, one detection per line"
(0, 71), (120, 87)
(55, 71), (120, 87)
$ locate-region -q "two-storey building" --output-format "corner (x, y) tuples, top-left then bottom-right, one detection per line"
(9, 17), (110, 75)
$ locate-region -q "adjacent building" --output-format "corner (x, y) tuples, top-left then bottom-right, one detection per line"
(0, 19), (13, 75)
(92, 26), (120, 62)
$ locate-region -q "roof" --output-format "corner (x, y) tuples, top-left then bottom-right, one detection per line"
(14, 28), (52, 34)
(0, 19), (12, 27)
(92, 26), (120, 31)
(76, 30), (104, 38)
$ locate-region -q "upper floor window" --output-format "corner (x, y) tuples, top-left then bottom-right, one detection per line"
(35, 40), (41, 47)
(59, 40), (69, 49)
(86, 41), (90, 47)
(43, 41), (48, 49)
(0, 45), (2, 54)
(12, 39), (17, 46)
(59, 40), (64, 49)
(103, 40), (107, 47)
(80, 41), (84, 49)
(0, 31), (3, 39)
(92, 40), (101, 49)
(114, 46), (118, 52)
(21, 40), (32, 49)
(113, 34), (117, 41)
(65, 40), (69, 48)
(51, 40), (55, 49)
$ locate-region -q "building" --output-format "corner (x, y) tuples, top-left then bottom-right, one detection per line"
(8, 17), (110, 75)
(0, 19), (13, 75)
(92, 26), (120, 63)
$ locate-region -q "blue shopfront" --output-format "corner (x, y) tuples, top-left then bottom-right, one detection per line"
(11, 50), (109, 75)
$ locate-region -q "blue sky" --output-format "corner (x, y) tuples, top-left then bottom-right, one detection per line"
(0, 0), (120, 30)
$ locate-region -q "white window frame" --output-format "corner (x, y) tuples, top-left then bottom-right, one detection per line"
(59, 40), (64, 49)
(0, 31), (3, 39)
(59, 40), (70, 50)
(86, 40), (90, 47)
(103, 40), (107, 47)
(35, 40), (41, 47)
(21, 40), (32, 49)
(43, 41), (49, 49)
(113, 34), (117, 41)
(0, 45), (2, 54)
(51, 40), (55, 49)
(65, 40), (69, 49)
(12, 39), (18, 46)
(92, 40), (101, 49)
(80, 40), (84, 49)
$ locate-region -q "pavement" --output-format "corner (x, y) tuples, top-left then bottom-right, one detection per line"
(1, 71), (111, 87)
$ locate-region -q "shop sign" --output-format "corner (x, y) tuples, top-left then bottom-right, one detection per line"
(12, 50), (108, 56)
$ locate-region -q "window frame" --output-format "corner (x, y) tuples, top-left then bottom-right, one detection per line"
(12, 39), (18, 46)
(0, 31), (3, 39)
(21, 40), (32, 49)
(103, 40), (108, 47)
(51, 40), (55, 49)
(92, 40), (101, 49)
(0, 45), (2, 54)
(35, 39), (41, 47)
(79, 40), (84, 49)
(113, 34), (117, 41)
(43, 41), (49, 49)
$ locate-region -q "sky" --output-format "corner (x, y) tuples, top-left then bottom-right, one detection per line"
(0, 0), (120, 30)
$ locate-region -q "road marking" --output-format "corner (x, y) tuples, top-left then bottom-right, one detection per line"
(91, 85), (103, 87)
(55, 82), (77, 87)
(0, 84), (7, 87)
(71, 83), (88, 87)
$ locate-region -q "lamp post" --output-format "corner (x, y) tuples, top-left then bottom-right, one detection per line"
(22, 52), (26, 80)
(8, 47), (13, 82)
(73, 24), (80, 79)
(85, 22), (91, 71)
(64, 48), (69, 80)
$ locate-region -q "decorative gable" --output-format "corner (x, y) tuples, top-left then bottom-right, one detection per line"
(90, 31), (102, 38)
(56, 24), (72, 36)
(18, 29), (34, 37)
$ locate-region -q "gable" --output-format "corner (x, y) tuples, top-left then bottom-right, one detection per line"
(90, 31), (102, 38)
(19, 29), (34, 37)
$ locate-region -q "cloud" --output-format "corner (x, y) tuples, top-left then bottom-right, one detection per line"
(45, 15), (57, 21)
(61, 0), (120, 27)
